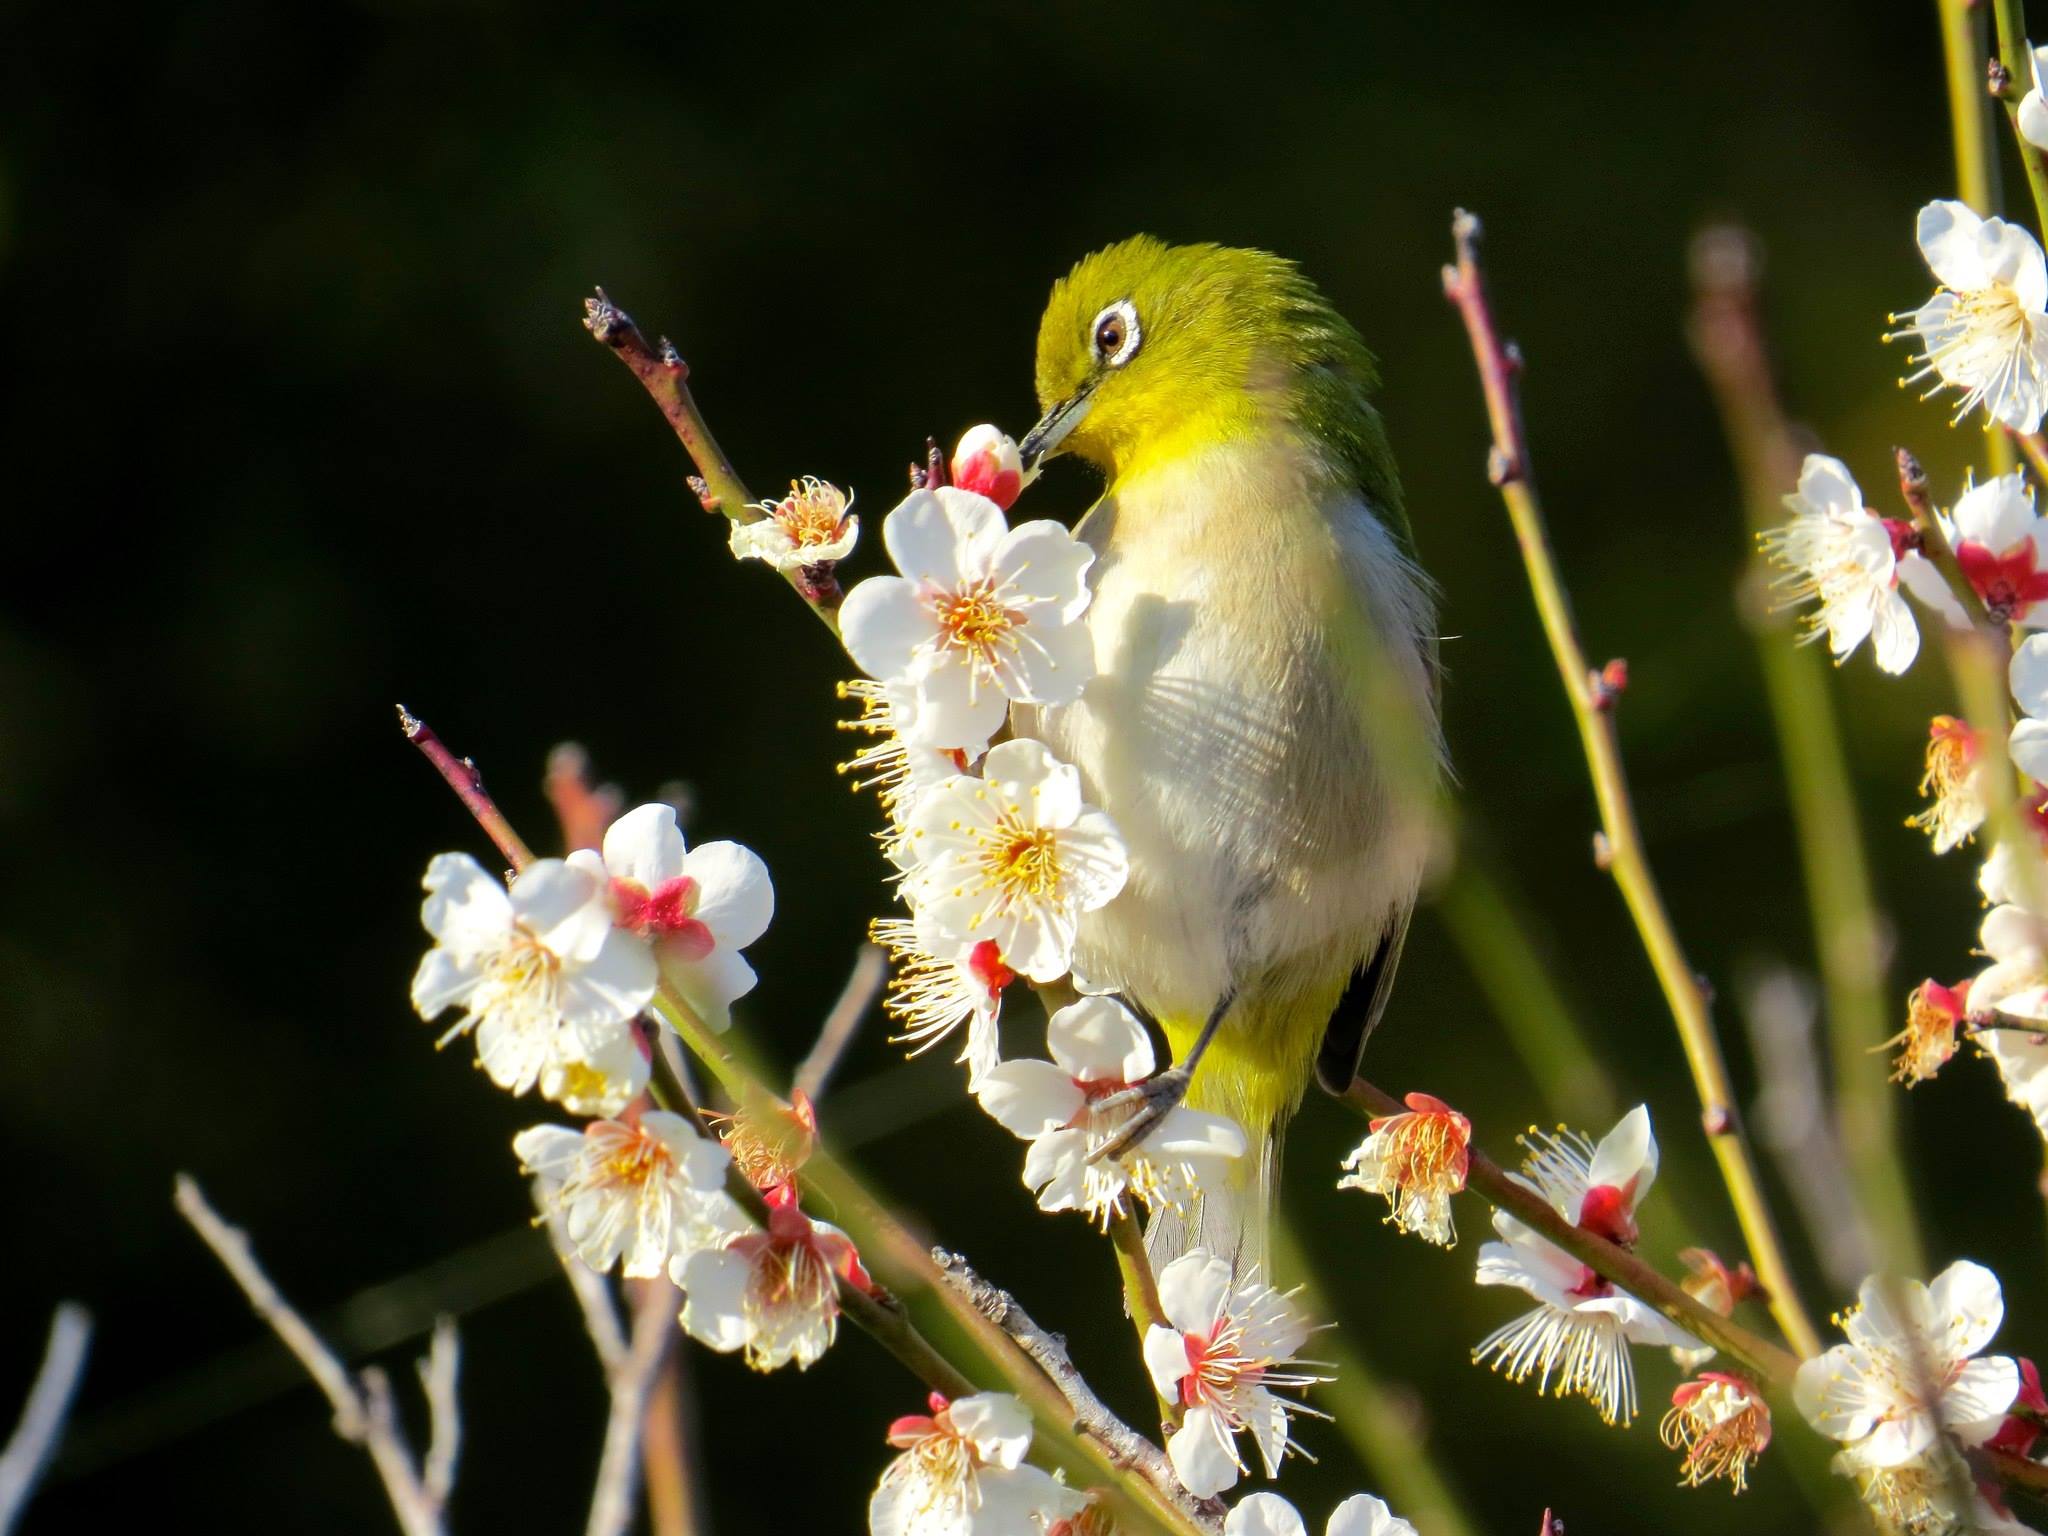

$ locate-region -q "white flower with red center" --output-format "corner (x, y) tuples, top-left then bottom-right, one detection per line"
(673, 1201), (871, 1372)
(838, 677), (977, 856)
(1337, 1091), (1470, 1247)
(1222, 1493), (1417, 1536)
(1660, 1373), (1772, 1493)
(1794, 1260), (2019, 1471)
(900, 739), (1129, 983)
(513, 1111), (746, 1278)
(1472, 1107), (1700, 1425)
(1140, 1249), (1327, 1498)
(869, 910), (1014, 1087)
(1883, 979), (1970, 1088)
(1900, 471), (2048, 628)
(411, 852), (657, 1097)
(731, 476), (859, 570)
(974, 995), (1246, 1227)
(1908, 715), (1989, 853)
(868, 1391), (1085, 1536)
(839, 487), (1095, 752)
(570, 802), (772, 1032)
(1759, 454), (1921, 673)
(948, 425), (1025, 511)
(1894, 199), (2048, 433)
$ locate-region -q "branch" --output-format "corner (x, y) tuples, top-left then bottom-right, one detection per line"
(416, 1318), (461, 1512)
(1993, 0), (2048, 234)
(582, 289), (842, 633)
(174, 1175), (451, 1536)
(1336, 1078), (1804, 1389)
(397, 705), (535, 869)
(792, 943), (887, 1102)
(587, 1280), (677, 1536)
(1442, 209), (1822, 1359)
(932, 1250), (1221, 1533)
(0, 1304), (92, 1536)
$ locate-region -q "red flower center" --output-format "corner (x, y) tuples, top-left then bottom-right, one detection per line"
(611, 875), (716, 960)
(1957, 539), (2048, 621)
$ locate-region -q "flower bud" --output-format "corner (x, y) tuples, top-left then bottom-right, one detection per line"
(950, 424), (1023, 510)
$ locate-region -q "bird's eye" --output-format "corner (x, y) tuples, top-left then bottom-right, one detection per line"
(1090, 300), (1141, 368)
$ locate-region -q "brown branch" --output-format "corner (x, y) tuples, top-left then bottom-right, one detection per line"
(932, 1250), (1222, 1533)
(397, 706), (535, 869)
(582, 289), (842, 633)
(174, 1175), (452, 1536)
(587, 1280), (678, 1536)
(792, 943), (888, 1102)
(0, 1304), (92, 1536)
(415, 1318), (461, 1514)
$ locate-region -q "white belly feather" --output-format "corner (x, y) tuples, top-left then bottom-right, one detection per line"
(1016, 438), (1440, 1024)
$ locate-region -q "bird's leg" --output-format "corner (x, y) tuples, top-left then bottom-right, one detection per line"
(1086, 987), (1236, 1164)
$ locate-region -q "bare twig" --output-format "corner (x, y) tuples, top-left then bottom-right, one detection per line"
(173, 1175), (452, 1536)
(792, 943), (888, 1101)
(536, 1185), (628, 1371)
(587, 1279), (678, 1536)
(0, 1304), (92, 1536)
(397, 705), (535, 869)
(582, 289), (843, 632)
(416, 1318), (461, 1513)
(932, 1250), (1221, 1533)
(1443, 209), (1822, 1360)
(638, 1348), (703, 1536)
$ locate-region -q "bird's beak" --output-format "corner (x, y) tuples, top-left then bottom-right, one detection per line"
(1018, 384), (1095, 481)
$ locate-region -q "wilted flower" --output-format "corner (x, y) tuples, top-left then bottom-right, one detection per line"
(1759, 454), (1919, 674)
(1907, 716), (1988, 853)
(732, 476), (858, 570)
(1337, 1091), (1470, 1246)
(1221, 1493), (1417, 1536)
(1882, 980), (1970, 1087)
(1671, 1248), (1760, 1369)
(674, 1201), (870, 1372)
(572, 802), (773, 1031)
(949, 425), (1024, 511)
(411, 852), (657, 1097)
(1141, 1249), (1327, 1498)
(1660, 1374), (1771, 1493)
(716, 1091), (818, 1206)
(869, 910), (1014, 1087)
(900, 739), (1129, 982)
(1894, 199), (2048, 433)
(975, 996), (1245, 1227)
(514, 1111), (746, 1278)
(868, 1391), (1084, 1536)
(1794, 1260), (2018, 1469)
(839, 487), (1096, 752)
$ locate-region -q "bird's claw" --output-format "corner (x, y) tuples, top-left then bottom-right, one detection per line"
(1086, 1066), (1192, 1164)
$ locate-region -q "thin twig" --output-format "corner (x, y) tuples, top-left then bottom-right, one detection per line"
(536, 1185), (628, 1372)
(1442, 209), (1822, 1359)
(397, 705), (535, 869)
(582, 289), (843, 631)
(792, 943), (888, 1101)
(1993, 0), (2048, 234)
(173, 1176), (450, 1536)
(587, 1279), (677, 1536)
(932, 1251), (1221, 1533)
(416, 1318), (461, 1513)
(0, 1304), (92, 1536)
(638, 1348), (702, 1536)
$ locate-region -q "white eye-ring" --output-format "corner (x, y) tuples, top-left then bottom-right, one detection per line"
(1090, 300), (1141, 368)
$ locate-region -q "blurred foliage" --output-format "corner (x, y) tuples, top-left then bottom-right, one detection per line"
(3, 0), (2043, 1531)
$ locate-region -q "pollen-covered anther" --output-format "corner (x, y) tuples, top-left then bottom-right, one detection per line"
(1339, 1091), (1471, 1246)
(1881, 979), (1969, 1086)
(1660, 1374), (1771, 1493)
(718, 1091), (819, 1203)
(1906, 715), (1987, 853)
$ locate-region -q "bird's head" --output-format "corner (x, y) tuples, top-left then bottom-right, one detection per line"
(1022, 235), (1386, 487)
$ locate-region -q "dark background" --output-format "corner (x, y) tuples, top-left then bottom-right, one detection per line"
(3, 1), (2037, 1531)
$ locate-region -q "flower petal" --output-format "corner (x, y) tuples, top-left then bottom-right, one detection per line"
(1156, 1249), (1234, 1334)
(840, 576), (933, 682)
(682, 840), (774, 950)
(1166, 1404), (1241, 1498)
(975, 1060), (1085, 1138)
(1046, 995), (1153, 1082)
(1223, 1494), (1310, 1536)
(1920, 199), (1992, 291)
(602, 803), (686, 892)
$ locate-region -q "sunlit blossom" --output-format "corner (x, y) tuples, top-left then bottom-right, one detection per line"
(868, 1390), (1084, 1536)
(1899, 472), (2048, 629)
(1337, 1091), (1470, 1246)
(1894, 199), (2048, 433)
(1907, 716), (1988, 853)
(732, 476), (858, 570)
(949, 425), (1024, 511)
(870, 910), (1014, 1086)
(1221, 1493), (1417, 1536)
(1759, 454), (1920, 673)
(1883, 979), (1970, 1087)
(716, 1091), (818, 1206)
(1660, 1374), (1771, 1493)
(674, 1201), (871, 1372)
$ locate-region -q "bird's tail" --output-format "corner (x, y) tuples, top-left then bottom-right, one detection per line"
(1144, 1114), (1281, 1278)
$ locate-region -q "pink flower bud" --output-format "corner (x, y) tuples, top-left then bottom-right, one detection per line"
(950, 424), (1023, 510)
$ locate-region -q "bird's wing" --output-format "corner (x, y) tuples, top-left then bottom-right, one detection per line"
(1313, 902), (1413, 1096)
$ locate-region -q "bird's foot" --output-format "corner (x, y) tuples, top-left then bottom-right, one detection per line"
(1085, 1065), (1192, 1164)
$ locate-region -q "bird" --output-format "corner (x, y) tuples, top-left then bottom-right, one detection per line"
(1009, 236), (1444, 1273)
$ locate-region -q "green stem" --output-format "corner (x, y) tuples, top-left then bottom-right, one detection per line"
(1994, 0), (2048, 233)
(1442, 210), (1823, 1360)
(1107, 1209), (1177, 1425)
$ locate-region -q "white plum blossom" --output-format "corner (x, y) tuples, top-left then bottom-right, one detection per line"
(1338, 1091), (1470, 1246)
(1472, 1107), (1701, 1425)
(534, 1017), (650, 1119)
(869, 908), (1014, 1087)
(731, 476), (859, 570)
(1141, 1249), (1326, 1498)
(674, 1202), (870, 1372)
(1908, 716), (1990, 854)
(1973, 902), (2048, 1024)
(868, 1391), (1085, 1536)
(974, 995), (1245, 1227)
(1896, 199), (2048, 433)
(1759, 454), (1920, 673)
(2010, 633), (2048, 784)
(899, 739), (1129, 982)
(411, 852), (657, 1098)
(1222, 1493), (1416, 1536)
(838, 675), (976, 860)
(1794, 1260), (2019, 1471)
(2020, 42), (2048, 153)
(570, 802), (773, 1031)
(1898, 471), (2048, 629)
(514, 1111), (747, 1278)
(839, 487), (1095, 752)
(949, 425), (1024, 511)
